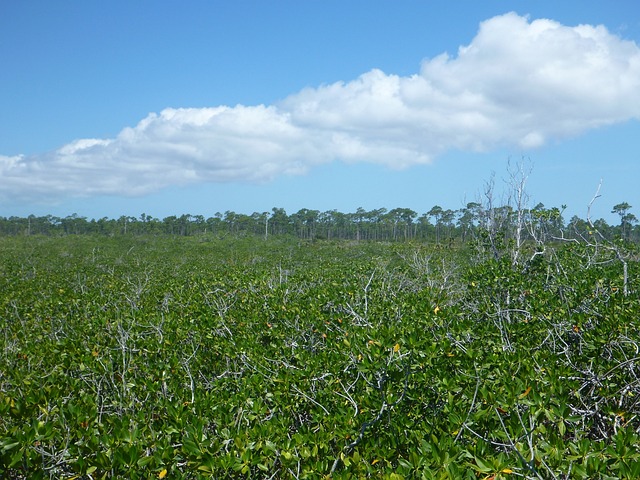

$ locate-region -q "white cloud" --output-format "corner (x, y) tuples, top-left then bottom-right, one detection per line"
(2, 12), (640, 202)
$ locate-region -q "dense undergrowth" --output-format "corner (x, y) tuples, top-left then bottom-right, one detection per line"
(1, 235), (639, 478)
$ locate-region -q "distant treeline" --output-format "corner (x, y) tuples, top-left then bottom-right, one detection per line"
(1, 203), (638, 243)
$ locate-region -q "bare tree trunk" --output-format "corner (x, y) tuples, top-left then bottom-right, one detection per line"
(508, 158), (532, 266)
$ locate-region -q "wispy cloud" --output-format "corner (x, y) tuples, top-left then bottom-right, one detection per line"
(3, 12), (639, 202)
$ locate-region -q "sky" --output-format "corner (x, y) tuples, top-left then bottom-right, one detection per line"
(1, 1), (639, 224)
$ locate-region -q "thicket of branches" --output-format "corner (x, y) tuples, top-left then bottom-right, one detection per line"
(2, 164), (640, 478)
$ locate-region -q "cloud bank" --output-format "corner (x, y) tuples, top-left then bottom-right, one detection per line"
(3, 12), (640, 202)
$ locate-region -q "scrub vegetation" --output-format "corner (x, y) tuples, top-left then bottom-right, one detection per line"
(2, 175), (640, 478)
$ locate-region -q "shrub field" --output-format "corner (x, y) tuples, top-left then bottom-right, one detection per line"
(1, 235), (639, 478)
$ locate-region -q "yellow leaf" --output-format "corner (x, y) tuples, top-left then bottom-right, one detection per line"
(501, 468), (514, 474)
(371, 459), (380, 465)
(519, 386), (532, 398)
(393, 343), (400, 353)
(434, 306), (440, 314)
(158, 469), (167, 479)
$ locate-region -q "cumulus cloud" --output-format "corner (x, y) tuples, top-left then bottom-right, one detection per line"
(2, 12), (639, 202)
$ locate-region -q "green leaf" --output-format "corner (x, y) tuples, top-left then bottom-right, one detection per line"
(137, 456), (154, 467)
(1, 441), (20, 453)
(474, 456), (493, 473)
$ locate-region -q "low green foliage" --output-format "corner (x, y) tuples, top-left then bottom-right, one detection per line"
(1, 235), (639, 478)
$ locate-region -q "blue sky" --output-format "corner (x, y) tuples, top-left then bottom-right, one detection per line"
(1, 1), (639, 224)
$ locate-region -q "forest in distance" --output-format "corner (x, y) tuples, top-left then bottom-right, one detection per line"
(4, 162), (639, 243)
(2, 200), (639, 243)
